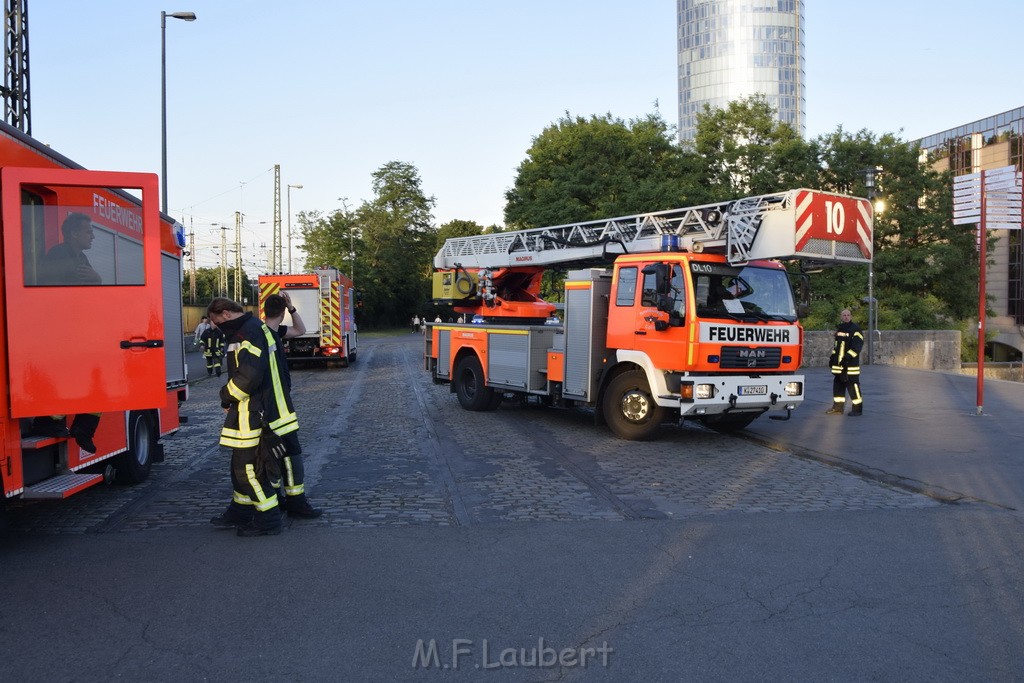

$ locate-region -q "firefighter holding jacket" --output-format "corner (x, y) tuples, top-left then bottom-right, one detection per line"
(826, 308), (865, 416)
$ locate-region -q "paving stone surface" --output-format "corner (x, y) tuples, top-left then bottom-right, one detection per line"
(1, 335), (937, 534)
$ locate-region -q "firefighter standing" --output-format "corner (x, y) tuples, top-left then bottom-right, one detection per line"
(261, 292), (322, 519)
(206, 297), (283, 537)
(826, 308), (865, 416)
(199, 325), (225, 377)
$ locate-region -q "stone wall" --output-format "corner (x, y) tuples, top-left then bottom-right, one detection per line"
(804, 330), (962, 370)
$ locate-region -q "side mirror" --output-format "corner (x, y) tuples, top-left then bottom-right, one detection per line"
(641, 263), (670, 295)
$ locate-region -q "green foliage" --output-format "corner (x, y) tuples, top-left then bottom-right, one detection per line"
(435, 219), (484, 253)
(504, 112), (703, 229)
(355, 161), (437, 328)
(693, 95), (819, 196)
(186, 266), (253, 306)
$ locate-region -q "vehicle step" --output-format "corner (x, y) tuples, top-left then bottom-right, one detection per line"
(22, 473), (104, 499)
(20, 435), (68, 449)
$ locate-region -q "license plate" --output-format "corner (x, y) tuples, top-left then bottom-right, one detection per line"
(738, 384), (767, 396)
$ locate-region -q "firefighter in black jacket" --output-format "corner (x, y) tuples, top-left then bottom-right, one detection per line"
(826, 308), (865, 416)
(206, 297), (283, 536)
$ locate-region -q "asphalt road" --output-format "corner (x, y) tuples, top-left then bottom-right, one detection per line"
(1, 335), (1021, 681)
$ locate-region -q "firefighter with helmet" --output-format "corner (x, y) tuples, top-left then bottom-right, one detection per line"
(826, 308), (864, 416)
(200, 324), (225, 377)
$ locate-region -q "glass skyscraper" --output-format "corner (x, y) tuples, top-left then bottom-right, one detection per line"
(677, 0), (805, 143)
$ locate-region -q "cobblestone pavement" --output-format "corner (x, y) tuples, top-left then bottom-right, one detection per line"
(2, 335), (937, 534)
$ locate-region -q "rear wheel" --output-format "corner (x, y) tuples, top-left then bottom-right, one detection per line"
(454, 355), (495, 411)
(115, 411), (156, 484)
(602, 369), (667, 441)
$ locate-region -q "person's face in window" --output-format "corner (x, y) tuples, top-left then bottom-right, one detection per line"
(68, 225), (95, 252)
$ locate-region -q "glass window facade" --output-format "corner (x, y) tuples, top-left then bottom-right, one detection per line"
(677, 0), (805, 142)
(915, 107), (1024, 327)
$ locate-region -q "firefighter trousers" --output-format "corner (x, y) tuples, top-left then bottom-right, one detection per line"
(279, 431), (307, 498)
(204, 352), (222, 375)
(227, 445), (282, 527)
(832, 370), (863, 406)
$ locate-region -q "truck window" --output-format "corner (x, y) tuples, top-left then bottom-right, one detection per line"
(615, 266), (638, 306)
(669, 264), (686, 318)
(25, 200), (145, 287)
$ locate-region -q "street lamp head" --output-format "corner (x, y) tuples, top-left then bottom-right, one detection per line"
(289, 184), (303, 190)
(166, 11), (197, 21)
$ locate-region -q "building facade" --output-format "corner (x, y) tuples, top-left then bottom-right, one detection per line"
(917, 106), (1024, 359)
(676, 0), (805, 143)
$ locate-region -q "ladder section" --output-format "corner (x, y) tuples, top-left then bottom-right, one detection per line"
(434, 189), (873, 269)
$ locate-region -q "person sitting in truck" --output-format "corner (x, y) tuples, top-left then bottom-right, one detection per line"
(39, 212), (102, 286)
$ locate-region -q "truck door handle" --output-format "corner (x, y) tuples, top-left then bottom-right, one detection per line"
(635, 331), (647, 336)
(120, 339), (164, 349)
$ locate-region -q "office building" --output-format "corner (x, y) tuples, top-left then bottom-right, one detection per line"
(917, 106), (1024, 359)
(677, 0), (805, 143)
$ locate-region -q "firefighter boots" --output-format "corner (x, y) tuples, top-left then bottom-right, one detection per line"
(825, 402), (844, 415)
(282, 494), (323, 519)
(236, 511), (283, 537)
(848, 403), (863, 417)
(30, 416), (69, 438)
(69, 414), (101, 453)
(210, 505), (253, 529)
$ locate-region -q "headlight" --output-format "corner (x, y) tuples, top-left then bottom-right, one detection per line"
(696, 384), (717, 400)
(785, 381), (803, 396)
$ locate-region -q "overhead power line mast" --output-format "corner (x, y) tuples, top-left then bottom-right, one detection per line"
(3, 0), (30, 134)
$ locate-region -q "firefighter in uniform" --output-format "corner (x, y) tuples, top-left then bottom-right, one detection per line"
(206, 297), (284, 536)
(199, 324), (225, 377)
(826, 308), (865, 416)
(261, 292), (322, 519)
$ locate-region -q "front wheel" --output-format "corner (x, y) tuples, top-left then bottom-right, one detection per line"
(454, 355), (495, 411)
(115, 411), (156, 484)
(602, 369), (667, 441)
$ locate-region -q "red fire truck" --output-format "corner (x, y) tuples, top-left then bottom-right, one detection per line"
(426, 189), (872, 440)
(258, 267), (357, 365)
(0, 120), (187, 505)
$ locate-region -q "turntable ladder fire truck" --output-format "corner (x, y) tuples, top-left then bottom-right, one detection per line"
(0, 120), (188, 508)
(258, 267), (357, 366)
(425, 189), (872, 440)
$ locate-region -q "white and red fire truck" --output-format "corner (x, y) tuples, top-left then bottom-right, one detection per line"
(258, 267), (357, 365)
(426, 189), (872, 440)
(0, 120), (187, 503)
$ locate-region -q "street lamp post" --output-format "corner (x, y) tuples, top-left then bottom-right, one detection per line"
(287, 183), (303, 273)
(161, 10), (197, 215)
(861, 167), (882, 365)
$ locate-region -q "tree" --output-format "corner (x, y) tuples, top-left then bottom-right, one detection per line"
(355, 161), (437, 327)
(298, 207), (360, 279)
(504, 112), (703, 229)
(802, 128), (974, 329)
(692, 94), (819, 197)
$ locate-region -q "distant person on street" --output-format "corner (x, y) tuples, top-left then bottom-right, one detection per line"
(193, 316), (211, 344)
(826, 308), (865, 416)
(412, 314), (420, 333)
(261, 292), (322, 519)
(206, 297), (284, 536)
(199, 324), (225, 377)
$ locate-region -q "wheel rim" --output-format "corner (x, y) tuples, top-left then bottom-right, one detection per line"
(134, 417), (150, 466)
(461, 368), (477, 399)
(620, 390), (651, 423)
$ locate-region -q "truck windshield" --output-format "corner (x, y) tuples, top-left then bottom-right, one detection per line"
(691, 263), (796, 321)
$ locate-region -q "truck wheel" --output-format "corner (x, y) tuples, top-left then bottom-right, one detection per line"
(115, 411), (156, 484)
(703, 413), (758, 433)
(454, 355), (495, 411)
(602, 369), (666, 441)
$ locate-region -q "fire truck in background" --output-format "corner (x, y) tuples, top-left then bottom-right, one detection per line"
(425, 189), (872, 440)
(258, 267), (358, 366)
(0, 120), (188, 504)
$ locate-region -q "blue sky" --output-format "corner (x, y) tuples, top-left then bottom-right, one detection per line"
(27, 1), (1024, 271)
